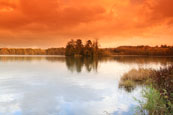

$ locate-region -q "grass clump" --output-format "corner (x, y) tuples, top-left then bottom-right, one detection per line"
(121, 68), (153, 82)
(119, 79), (135, 87)
(136, 86), (173, 115)
(135, 66), (173, 115)
(119, 66), (173, 114)
(119, 68), (154, 92)
(119, 80), (136, 92)
(151, 66), (173, 104)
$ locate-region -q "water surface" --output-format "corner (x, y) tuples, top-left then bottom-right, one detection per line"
(0, 56), (172, 115)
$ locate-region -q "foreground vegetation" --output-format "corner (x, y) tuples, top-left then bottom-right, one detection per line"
(136, 86), (172, 115)
(119, 66), (173, 114)
(119, 68), (153, 92)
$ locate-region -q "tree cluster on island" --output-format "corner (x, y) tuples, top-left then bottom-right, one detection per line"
(65, 39), (99, 57)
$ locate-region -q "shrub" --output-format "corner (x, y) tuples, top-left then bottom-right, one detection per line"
(121, 68), (154, 82)
(136, 86), (173, 115)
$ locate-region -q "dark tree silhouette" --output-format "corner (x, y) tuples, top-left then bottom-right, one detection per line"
(65, 40), (75, 56)
(75, 39), (84, 56)
(65, 39), (100, 57)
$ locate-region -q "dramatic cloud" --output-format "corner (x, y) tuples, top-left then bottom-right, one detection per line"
(0, 0), (172, 47)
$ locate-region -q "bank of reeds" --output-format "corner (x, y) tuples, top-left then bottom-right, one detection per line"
(119, 66), (173, 114)
(119, 68), (154, 91)
(136, 85), (172, 115)
(134, 66), (173, 115)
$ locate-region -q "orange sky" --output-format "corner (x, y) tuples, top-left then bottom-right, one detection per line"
(0, 0), (173, 48)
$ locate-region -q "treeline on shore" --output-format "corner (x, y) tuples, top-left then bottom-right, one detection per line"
(110, 45), (173, 56)
(0, 48), (65, 55)
(0, 41), (173, 56)
(66, 40), (173, 57)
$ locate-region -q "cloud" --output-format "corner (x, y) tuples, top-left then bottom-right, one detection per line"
(147, 0), (173, 24)
(0, 0), (105, 30)
(0, 0), (172, 47)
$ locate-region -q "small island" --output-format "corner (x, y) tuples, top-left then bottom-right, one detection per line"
(0, 40), (173, 57)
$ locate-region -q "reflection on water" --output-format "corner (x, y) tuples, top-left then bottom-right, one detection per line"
(0, 56), (172, 115)
(0, 55), (66, 62)
(65, 57), (98, 73)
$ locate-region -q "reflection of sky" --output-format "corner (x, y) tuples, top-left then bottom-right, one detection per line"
(0, 56), (170, 115)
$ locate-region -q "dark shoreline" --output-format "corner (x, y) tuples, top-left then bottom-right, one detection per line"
(0, 54), (173, 58)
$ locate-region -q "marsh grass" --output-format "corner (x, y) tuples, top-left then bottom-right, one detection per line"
(135, 66), (173, 115)
(151, 66), (173, 104)
(119, 80), (136, 92)
(119, 66), (173, 114)
(135, 86), (173, 115)
(121, 68), (153, 82)
(119, 68), (154, 91)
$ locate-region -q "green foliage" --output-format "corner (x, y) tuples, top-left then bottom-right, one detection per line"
(119, 66), (173, 114)
(134, 66), (173, 115)
(136, 86), (173, 115)
(151, 66), (173, 104)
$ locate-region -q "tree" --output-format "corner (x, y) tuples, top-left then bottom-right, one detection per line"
(92, 39), (99, 57)
(65, 39), (75, 56)
(84, 40), (93, 56)
(75, 39), (84, 56)
(0, 48), (9, 55)
(65, 39), (100, 57)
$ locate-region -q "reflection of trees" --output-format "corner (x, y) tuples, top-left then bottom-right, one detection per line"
(65, 57), (98, 73)
(1, 55), (173, 74)
(113, 56), (173, 65)
(98, 56), (173, 66)
(1, 56), (173, 65)
(0, 56), (43, 62)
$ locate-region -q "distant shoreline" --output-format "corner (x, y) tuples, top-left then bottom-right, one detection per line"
(110, 55), (173, 57)
(0, 45), (173, 57)
(0, 55), (65, 57)
(0, 54), (173, 58)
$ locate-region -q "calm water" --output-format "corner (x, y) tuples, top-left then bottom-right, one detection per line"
(0, 56), (172, 115)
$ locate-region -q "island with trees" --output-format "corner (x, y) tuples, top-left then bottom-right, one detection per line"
(0, 39), (173, 56)
(65, 39), (99, 57)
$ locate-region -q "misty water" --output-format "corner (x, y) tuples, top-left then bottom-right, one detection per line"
(0, 56), (172, 115)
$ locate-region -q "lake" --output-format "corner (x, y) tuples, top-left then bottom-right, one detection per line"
(0, 56), (172, 115)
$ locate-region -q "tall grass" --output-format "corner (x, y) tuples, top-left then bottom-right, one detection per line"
(151, 66), (173, 104)
(136, 86), (173, 115)
(118, 66), (173, 114)
(119, 68), (153, 92)
(135, 66), (173, 115)
(121, 68), (153, 82)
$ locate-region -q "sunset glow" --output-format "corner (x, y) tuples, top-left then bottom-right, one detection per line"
(0, 0), (173, 48)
